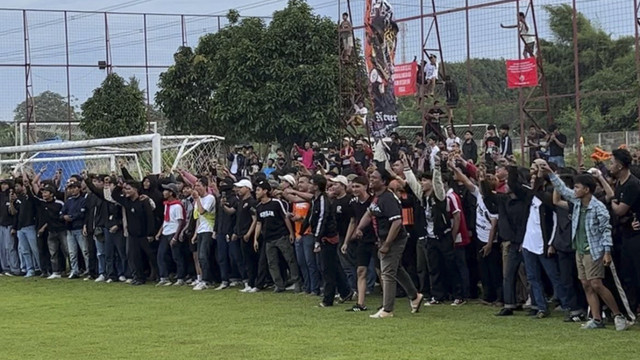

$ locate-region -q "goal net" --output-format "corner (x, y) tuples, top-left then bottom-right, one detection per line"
(0, 134), (224, 182)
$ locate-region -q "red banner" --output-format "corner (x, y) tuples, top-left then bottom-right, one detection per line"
(394, 62), (417, 97)
(506, 58), (538, 88)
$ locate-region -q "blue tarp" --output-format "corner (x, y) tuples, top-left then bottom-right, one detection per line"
(31, 137), (85, 188)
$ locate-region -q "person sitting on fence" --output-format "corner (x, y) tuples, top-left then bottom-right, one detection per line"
(346, 101), (368, 129)
(424, 54), (439, 97)
(444, 75), (459, 121)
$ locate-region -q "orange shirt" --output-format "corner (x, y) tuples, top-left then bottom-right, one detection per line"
(293, 202), (311, 236)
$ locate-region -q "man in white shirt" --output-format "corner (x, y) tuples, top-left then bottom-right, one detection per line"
(155, 183), (186, 286)
(424, 54), (439, 97)
(500, 12), (536, 58)
(445, 127), (461, 152)
(192, 177), (216, 291)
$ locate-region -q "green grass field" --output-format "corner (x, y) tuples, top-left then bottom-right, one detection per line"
(1, 276), (638, 360)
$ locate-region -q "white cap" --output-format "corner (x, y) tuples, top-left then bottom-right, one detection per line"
(278, 174), (297, 187)
(329, 175), (349, 187)
(233, 179), (253, 190)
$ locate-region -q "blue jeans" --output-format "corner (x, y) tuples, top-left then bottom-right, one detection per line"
(17, 225), (39, 273)
(548, 156), (565, 168)
(295, 234), (320, 294)
(67, 229), (89, 275)
(216, 233), (231, 283)
(0, 225), (19, 273)
(157, 234), (175, 279)
(197, 232), (214, 284)
(95, 238), (105, 275)
(522, 248), (576, 313)
(454, 247), (470, 299)
(104, 227), (126, 279)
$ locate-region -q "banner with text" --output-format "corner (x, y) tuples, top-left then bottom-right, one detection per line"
(393, 62), (417, 97)
(365, 0), (399, 139)
(506, 58), (538, 88)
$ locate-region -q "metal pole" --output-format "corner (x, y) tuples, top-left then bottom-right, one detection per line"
(181, 14), (187, 47)
(104, 12), (112, 74)
(528, 0), (552, 126)
(144, 14), (151, 132)
(571, 0), (583, 165)
(517, 1), (525, 166)
(634, 0), (640, 139)
(23, 10), (33, 145)
(465, 0), (472, 128)
(64, 11), (72, 140)
(420, 0), (425, 137)
(431, 0), (445, 78)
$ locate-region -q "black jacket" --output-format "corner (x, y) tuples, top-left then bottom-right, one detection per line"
(111, 186), (155, 238)
(302, 193), (337, 242)
(462, 140), (478, 164)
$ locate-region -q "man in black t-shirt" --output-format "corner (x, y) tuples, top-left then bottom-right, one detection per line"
(343, 176), (376, 311)
(609, 149), (640, 311)
(330, 175), (356, 292)
(547, 124), (567, 168)
(355, 168), (423, 318)
(234, 179), (259, 293)
(254, 179), (300, 293)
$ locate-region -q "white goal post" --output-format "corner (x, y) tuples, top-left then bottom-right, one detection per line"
(0, 134), (225, 179)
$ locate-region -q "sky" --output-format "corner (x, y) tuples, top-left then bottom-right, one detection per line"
(0, 0), (635, 123)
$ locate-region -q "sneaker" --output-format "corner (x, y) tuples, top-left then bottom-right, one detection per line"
(451, 299), (467, 307)
(564, 312), (587, 323)
(523, 296), (532, 309)
(118, 276), (127, 282)
(193, 282), (209, 291)
(318, 302), (332, 308)
(173, 279), (186, 286)
(285, 284), (296, 291)
(346, 304), (368, 312)
(24, 271), (36, 278)
(68, 272), (79, 279)
(215, 282), (230, 291)
(614, 315), (630, 331)
(156, 279), (171, 287)
(131, 280), (144, 286)
(581, 319), (605, 329)
(535, 310), (549, 319)
(424, 297), (442, 306)
(246, 287), (259, 293)
(94, 275), (106, 283)
(83, 275), (94, 281)
(229, 281), (242, 287)
(125, 278), (133, 284)
(191, 280), (201, 288)
(3, 271), (14, 277)
(338, 291), (355, 304)
(40, 272), (50, 278)
(411, 293), (424, 313)
(239, 284), (252, 293)
(106, 279), (114, 284)
(47, 273), (62, 279)
(495, 308), (514, 316)
(369, 309), (394, 319)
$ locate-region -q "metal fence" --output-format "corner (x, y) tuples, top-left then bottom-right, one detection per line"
(0, 8), (270, 142)
(339, 0), (640, 164)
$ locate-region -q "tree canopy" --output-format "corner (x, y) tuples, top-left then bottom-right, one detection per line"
(156, 0), (348, 146)
(13, 90), (79, 123)
(80, 74), (147, 138)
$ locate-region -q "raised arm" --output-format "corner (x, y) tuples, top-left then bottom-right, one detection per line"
(548, 173), (577, 204)
(432, 162), (445, 201)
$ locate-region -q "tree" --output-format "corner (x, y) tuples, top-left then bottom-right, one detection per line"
(80, 74), (147, 138)
(157, 0), (348, 146)
(13, 90), (79, 123)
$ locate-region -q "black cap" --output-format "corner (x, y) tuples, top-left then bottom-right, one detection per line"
(255, 179), (271, 192)
(42, 184), (56, 194)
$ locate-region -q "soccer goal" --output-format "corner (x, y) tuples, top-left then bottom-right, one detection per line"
(0, 134), (224, 181)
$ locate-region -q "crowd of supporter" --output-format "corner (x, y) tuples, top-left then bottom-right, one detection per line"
(2, 124), (640, 328)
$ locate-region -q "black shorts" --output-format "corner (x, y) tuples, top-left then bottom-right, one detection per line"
(356, 242), (377, 267)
